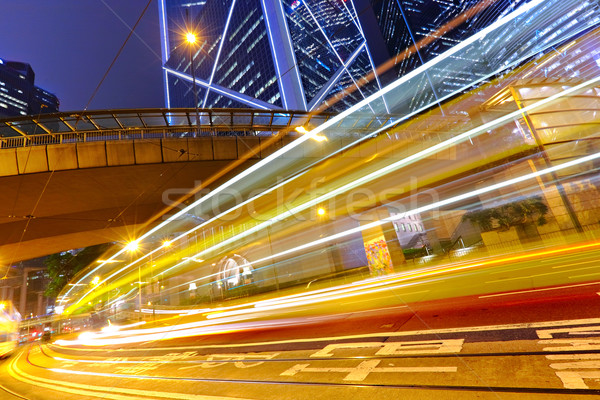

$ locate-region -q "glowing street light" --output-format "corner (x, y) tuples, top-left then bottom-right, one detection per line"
(125, 241), (139, 253)
(185, 32), (197, 45)
(295, 126), (328, 142)
(185, 8), (201, 137)
(125, 239), (142, 320)
(91, 276), (100, 286)
(186, 30), (201, 137)
(317, 207), (326, 217)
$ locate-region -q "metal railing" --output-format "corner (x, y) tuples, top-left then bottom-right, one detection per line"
(0, 108), (396, 150)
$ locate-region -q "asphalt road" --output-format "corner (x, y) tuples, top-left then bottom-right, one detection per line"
(2, 242), (600, 399)
(3, 292), (600, 399)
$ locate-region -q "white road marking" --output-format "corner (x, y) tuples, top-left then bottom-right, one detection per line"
(310, 343), (383, 358)
(537, 325), (600, 339)
(541, 326), (600, 389)
(540, 339), (600, 352)
(310, 340), (464, 358)
(377, 339), (464, 356)
(549, 361), (600, 370)
(178, 353), (280, 370)
(280, 359), (457, 381)
(479, 281), (600, 299)
(9, 352), (253, 400)
(547, 354), (600, 360)
(554, 371), (600, 389)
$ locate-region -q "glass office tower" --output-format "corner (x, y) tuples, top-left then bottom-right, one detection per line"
(0, 59), (59, 118)
(158, 0), (588, 113)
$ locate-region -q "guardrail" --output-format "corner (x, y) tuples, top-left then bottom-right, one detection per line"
(0, 108), (394, 150)
(0, 127), (241, 149)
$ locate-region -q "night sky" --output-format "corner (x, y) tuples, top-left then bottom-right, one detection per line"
(0, 1), (164, 112)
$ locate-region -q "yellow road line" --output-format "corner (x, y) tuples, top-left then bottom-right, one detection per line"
(9, 350), (253, 400)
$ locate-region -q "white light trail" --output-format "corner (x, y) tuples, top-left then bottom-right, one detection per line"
(63, 0), (572, 305)
(236, 147), (600, 271)
(157, 73), (600, 277)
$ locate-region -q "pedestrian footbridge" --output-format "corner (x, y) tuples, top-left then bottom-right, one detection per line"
(0, 108), (386, 264)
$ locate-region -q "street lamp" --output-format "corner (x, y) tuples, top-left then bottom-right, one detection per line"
(125, 241), (142, 321)
(295, 126), (328, 142)
(125, 240), (139, 253)
(185, 9), (201, 137)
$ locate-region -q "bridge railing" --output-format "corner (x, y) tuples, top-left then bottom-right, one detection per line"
(0, 108), (345, 149)
(0, 127), (278, 149)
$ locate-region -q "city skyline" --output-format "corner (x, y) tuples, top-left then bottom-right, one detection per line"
(0, 0), (163, 112)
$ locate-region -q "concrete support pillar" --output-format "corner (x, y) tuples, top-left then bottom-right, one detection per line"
(8, 287), (14, 305)
(36, 293), (44, 317)
(1, 286), (6, 301)
(20, 270), (28, 316)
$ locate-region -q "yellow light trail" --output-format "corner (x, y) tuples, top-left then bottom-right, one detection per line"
(63, 0), (553, 307)
(154, 73), (600, 283)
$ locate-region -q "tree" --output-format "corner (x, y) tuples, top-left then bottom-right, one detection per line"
(463, 196), (549, 232)
(44, 243), (111, 298)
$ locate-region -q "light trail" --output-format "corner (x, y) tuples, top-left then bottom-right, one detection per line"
(51, 317), (600, 353)
(479, 281), (600, 299)
(64, 0), (593, 311)
(56, 239), (600, 347)
(216, 146), (600, 274)
(132, 48), (600, 295)
(152, 73), (600, 280)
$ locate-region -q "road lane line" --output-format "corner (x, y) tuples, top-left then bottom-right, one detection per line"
(51, 317), (600, 352)
(9, 350), (254, 400)
(479, 281), (600, 299)
(485, 266), (600, 284)
(8, 357), (147, 400)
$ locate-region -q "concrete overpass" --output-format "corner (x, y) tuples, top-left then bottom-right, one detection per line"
(0, 108), (388, 265)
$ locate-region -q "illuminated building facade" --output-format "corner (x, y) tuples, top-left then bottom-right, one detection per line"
(0, 58), (59, 118)
(158, 0), (543, 113)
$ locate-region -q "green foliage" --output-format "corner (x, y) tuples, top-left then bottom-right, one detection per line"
(44, 243), (111, 298)
(402, 247), (427, 259)
(463, 196), (549, 232)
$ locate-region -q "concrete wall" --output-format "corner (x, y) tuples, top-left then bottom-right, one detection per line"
(0, 137), (295, 177)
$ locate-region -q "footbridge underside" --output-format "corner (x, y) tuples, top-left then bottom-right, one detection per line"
(0, 108), (385, 263)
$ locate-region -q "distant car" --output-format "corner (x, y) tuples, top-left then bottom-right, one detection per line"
(41, 331), (51, 343)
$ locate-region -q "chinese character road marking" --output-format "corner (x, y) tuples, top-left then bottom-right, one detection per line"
(537, 325), (600, 339)
(281, 360), (457, 381)
(553, 371), (600, 389)
(115, 352), (197, 375)
(539, 339), (600, 352)
(310, 339), (464, 358)
(539, 326), (600, 389)
(179, 353), (280, 370)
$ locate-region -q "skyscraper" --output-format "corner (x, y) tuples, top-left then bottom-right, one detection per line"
(159, 0), (391, 112)
(158, 0), (591, 113)
(0, 58), (59, 118)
